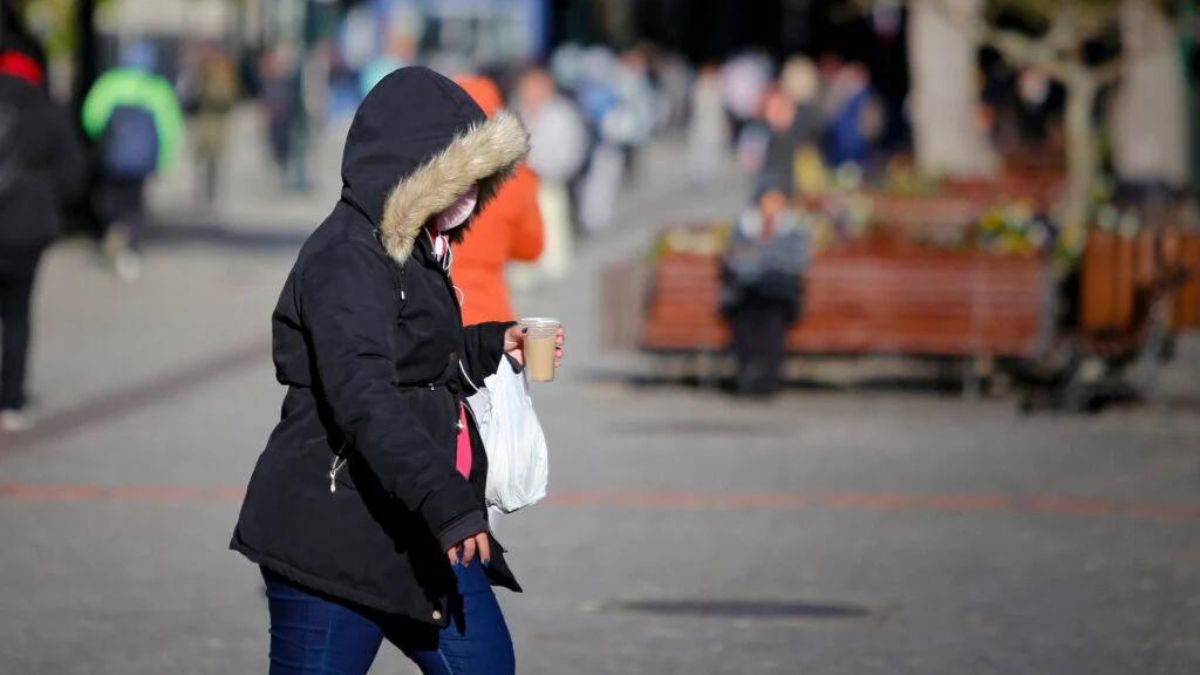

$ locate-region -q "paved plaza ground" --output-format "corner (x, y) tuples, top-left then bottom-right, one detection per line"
(1, 117), (1198, 674)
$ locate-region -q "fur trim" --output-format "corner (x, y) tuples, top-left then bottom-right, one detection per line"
(378, 109), (529, 265)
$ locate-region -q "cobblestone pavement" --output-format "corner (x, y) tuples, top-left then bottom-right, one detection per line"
(1, 112), (1198, 674)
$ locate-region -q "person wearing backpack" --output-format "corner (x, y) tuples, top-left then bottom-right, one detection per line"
(0, 68), (85, 431)
(82, 45), (184, 281)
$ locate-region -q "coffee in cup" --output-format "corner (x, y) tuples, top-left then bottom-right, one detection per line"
(518, 318), (560, 382)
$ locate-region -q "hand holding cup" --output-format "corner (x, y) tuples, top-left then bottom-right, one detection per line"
(504, 318), (564, 381)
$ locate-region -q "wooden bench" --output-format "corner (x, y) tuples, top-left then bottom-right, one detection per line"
(638, 245), (1051, 359)
(1083, 228), (1200, 334)
(1018, 229), (1198, 412)
(1178, 232), (1200, 329)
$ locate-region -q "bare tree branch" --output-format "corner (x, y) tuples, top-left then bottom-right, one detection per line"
(982, 24), (1078, 80)
(842, 0), (1170, 87)
(1040, 6), (1084, 55)
(924, 0), (1163, 87)
(925, 0), (1078, 80)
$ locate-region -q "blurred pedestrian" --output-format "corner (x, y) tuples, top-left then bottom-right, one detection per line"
(183, 44), (239, 205)
(576, 48), (655, 234)
(573, 45), (618, 134)
(0, 70), (85, 430)
(652, 50), (691, 132)
(577, 140), (623, 234)
(451, 74), (544, 324)
(359, 31), (416, 97)
(607, 48), (656, 177)
(780, 55), (825, 147)
(725, 52), (774, 174)
(572, 47), (619, 233)
(259, 44), (309, 191)
(759, 86), (800, 196)
(518, 68), (589, 192)
(721, 51), (773, 140)
(514, 66), (588, 282)
(779, 56), (829, 197)
(687, 63), (729, 183)
(81, 43), (184, 281)
(720, 180), (810, 397)
(823, 63), (884, 168)
(231, 68), (560, 674)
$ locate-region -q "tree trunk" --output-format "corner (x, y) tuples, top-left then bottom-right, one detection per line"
(1109, 0), (1190, 188)
(73, 0), (99, 121)
(1059, 75), (1100, 253)
(908, 0), (999, 177)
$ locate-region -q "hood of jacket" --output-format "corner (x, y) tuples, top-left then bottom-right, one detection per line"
(340, 67), (529, 266)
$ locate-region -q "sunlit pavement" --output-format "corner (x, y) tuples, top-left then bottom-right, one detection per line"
(1, 114), (1198, 674)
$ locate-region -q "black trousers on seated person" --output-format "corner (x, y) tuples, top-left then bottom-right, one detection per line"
(0, 246), (45, 410)
(730, 296), (795, 396)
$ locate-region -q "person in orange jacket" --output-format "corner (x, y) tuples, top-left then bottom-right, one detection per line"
(452, 74), (544, 325)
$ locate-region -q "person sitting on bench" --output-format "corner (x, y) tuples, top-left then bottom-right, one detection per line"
(720, 179), (809, 396)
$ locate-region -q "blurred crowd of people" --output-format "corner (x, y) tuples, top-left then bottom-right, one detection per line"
(0, 4), (907, 421)
(0, 0), (942, 421)
(80, 33), (896, 290)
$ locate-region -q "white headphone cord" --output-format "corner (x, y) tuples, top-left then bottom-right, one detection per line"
(458, 359), (481, 394)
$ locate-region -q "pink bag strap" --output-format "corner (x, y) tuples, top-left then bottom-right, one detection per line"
(454, 403), (472, 479)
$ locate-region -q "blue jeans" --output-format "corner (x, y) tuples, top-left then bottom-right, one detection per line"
(262, 564), (514, 675)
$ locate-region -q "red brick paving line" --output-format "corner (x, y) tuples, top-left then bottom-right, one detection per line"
(2, 338), (1194, 522)
(0, 484), (1197, 522)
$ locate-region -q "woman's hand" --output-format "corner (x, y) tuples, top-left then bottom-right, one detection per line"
(504, 325), (565, 368)
(447, 531), (490, 567)
(503, 325), (525, 365)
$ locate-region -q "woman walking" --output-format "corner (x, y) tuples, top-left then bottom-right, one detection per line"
(230, 68), (561, 674)
(450, 73), (544, 325)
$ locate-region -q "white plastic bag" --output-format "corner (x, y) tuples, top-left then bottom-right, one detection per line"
(468, 357), (548, 513)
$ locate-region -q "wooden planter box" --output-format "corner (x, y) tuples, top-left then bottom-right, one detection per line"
(863, 170), (1065, 245)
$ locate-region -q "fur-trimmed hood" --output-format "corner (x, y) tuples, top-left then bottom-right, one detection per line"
(340, 67), (529, 265)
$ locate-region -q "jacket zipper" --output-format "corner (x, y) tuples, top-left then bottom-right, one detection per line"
(328, 440), (349, 493)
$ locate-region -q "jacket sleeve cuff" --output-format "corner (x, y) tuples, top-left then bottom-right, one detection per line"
(435, 511), (488, 552)
(461, 321), (515, 383)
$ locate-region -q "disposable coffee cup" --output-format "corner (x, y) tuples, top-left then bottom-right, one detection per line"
(518, 318), (560, 383)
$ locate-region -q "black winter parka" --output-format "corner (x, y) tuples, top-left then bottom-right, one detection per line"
(0, 75), (85, 249)
(230, 68), (529, 625)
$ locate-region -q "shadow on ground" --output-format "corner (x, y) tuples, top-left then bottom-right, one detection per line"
(143, 221), (308, 252)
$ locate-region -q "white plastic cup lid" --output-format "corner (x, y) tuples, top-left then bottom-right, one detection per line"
(519, 317), (560, 327)
(519, 317), (561, 335)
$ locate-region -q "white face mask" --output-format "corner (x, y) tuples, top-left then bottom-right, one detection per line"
(434, 186), (479, 233)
